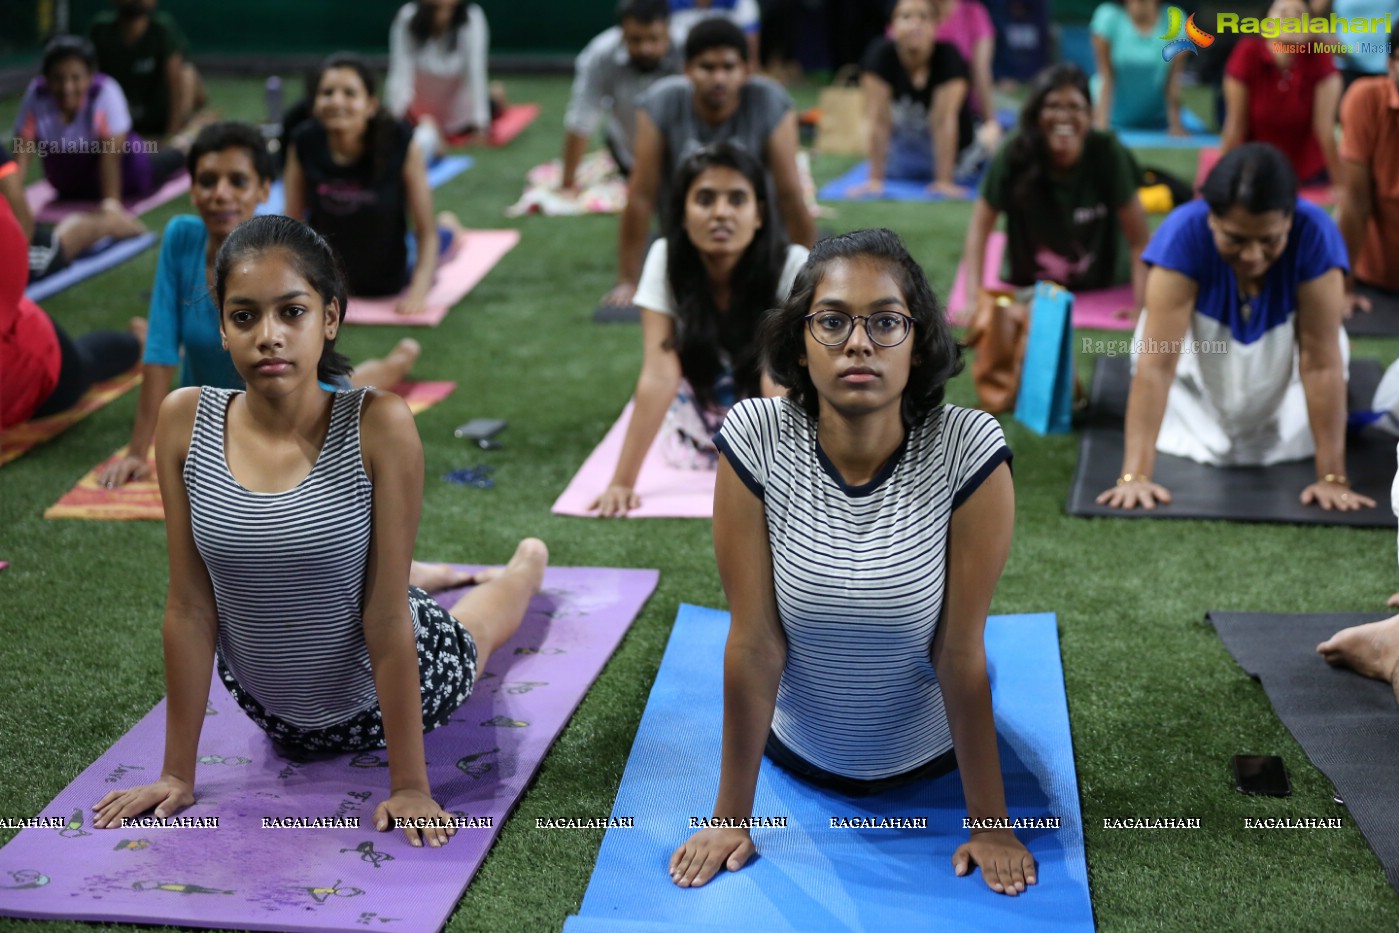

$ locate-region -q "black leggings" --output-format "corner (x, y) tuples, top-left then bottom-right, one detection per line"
(764, 731), (958, 798)
(31, 319), (141, 419)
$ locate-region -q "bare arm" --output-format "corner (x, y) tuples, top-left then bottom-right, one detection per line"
(1091, 35), (1114, 130)
(615, 111), (663, 296)
(1335, 154), (1373, 312)
(961, 198), (1000, 310)
(669, 454), (785, 887)
(94, 389), (216, 826)
(165, 51), (190, 135)
(593, 308), (682, 516)
(360, 390), (457, 846)
(937, 462), (1034, 895)
(1220, 76), (1249, 153)
(1166, 54), (1186, 134)
(561, 130), (589, 192)
(0, 169), (35, 240)
(861, 72), (894, 191)
(1117, 193), (1151, 314)
(1312, 73), (1343, 187)
(1096, 266), (1196, 509)
(765, 110), (815, 247)
(100, 131), (126, 204)
(98, 363), (178, 486)
(283, 144), (306, 220)
(971, 34), (997, 132)
(398, 140), (438, 316)
(929, 78), (968, 190)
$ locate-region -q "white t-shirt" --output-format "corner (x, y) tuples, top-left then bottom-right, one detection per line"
(633, 240), (808, 317)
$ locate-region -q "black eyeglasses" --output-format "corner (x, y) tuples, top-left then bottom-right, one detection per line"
(804, 310), (915, 348)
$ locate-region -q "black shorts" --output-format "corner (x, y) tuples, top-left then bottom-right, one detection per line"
(28, 224), (69, 282)
(217, 586), (478, 756)
(764, 732), (958, 797)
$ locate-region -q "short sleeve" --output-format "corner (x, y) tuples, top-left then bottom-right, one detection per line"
(966, 1), (994, 43)
(1224, 38), (1258, 84)
(1293, 200), (1349, 282)
(1102, 133), (1140, 209)
(979, 140), (1010, 210)
(752, 77), (792, 132)
(93, 76), (133, 138)
(143, 216), (197, 367)
(157, 13), (189, 55)
(1339, 79), (1380, 164)
(713, 397), (783, 500)
(632, 239), (675, 316)
(1089, 2), (1121, 39)
(1141, 200), (1209, 278)
(639, 76), (686, 138)
(939, 406), (1012, 510)
(932, 42), (969, 86)
(776, 244), (809, 303)
(861, 39), (898, 82)
(564, 30), (611, 136)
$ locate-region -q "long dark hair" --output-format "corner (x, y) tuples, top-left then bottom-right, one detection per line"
(214, 215), (354, 385)
(763, 228), (963, 424)
(664, 143), (788, 408)
(1199, 142), (1297, 217)
(1007, 63), (1092, 211)
(409, 1), (469, 51)
(313, 53), (398, 184)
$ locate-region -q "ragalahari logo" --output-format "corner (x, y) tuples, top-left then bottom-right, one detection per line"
(1160, 7), (1215, 61)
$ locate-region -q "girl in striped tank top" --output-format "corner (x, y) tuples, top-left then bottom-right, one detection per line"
(669, 229), (1036, 895)
(93, 215), (548, 850)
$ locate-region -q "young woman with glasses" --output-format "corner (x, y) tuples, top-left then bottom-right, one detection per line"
(960, 62), (1149, 318)
(591, 142), (809, 517)
(668, 228), (1036, 896)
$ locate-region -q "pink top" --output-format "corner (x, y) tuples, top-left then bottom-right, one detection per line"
(933, 0), (993, 117)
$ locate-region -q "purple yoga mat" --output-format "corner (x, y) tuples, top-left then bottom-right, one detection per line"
(0, 566), (658, 933)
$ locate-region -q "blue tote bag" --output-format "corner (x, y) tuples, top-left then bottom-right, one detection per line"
(1014, 282), (1075, 435)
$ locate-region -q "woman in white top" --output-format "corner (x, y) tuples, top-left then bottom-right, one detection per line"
(592, 142), (808, 517)
(669, 228), (1034, 895)
(386, 0), (494, 162)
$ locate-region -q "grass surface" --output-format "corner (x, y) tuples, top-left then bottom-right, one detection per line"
(2, 75), (1399, 932)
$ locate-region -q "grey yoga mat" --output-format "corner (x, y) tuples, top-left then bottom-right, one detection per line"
(1346, 284), (1399, 339)
(1066, 355), (1396, 527)
(1209, 610), (1399, 895)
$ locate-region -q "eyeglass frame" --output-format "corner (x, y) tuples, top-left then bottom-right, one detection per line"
(803, 310), (917, 348)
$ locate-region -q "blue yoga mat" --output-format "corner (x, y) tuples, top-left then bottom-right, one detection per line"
(257, 154), (475, 216)
(24, 232), (158, 303)
(1115, 109), (1218, 150)
(565, 605), (1093, 933)
(818, 161), (984, 202)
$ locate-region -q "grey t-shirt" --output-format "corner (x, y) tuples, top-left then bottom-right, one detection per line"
(639, 74), (793, 224)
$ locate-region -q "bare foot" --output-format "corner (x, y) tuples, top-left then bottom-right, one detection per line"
(1317, 615), (1399, 703)
(498, 537), (548, 592)
(1387, 593), (1399, 609)
(408, 560), (477, 593)
(389, 338), (421, 371)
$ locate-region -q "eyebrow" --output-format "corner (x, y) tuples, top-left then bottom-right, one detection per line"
(811, 296), (908, 309)
(226, 290), (311, 306)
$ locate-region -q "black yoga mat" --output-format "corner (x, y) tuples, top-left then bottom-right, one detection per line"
(1066, 355), (1396, 527)
(1346, 284), (1399, 339)
(593, 302), (641, 324)
(1209, 610), (1399, 895)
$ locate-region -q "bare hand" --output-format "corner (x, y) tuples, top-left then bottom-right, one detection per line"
(602, 281), (637, 308)
(96, 454), (151, 488)
(1168, 123), (1190, 137)
(847, 178), (886, 199)
(1344, 290), (1373, 319)
(1096, 478), (1172, 510)
(1300, 481), (1375, 512)
(1387, 592), (1399, 608)
(669, 827), (755, 888)
(93, 775), (194, 828)
(927, 180), (969, 199)
(590, 484), (640, 518)
(396, 289), (429, 317)
(953, 829), (1037, 896)
(373, 788), (455, 848)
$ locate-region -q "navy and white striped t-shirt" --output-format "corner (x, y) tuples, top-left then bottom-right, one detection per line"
(185, 387), (406, 729)
(715, 397), (1012, 780)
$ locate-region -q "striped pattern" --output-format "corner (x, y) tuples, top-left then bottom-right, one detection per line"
(715, 398), (1011, 780)
(186, 387), (393, 729)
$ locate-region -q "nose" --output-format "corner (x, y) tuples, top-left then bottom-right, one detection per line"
(255, 314), (285, 349)
(843, 318), (875, 353)
(1240, 241), (1265, 264)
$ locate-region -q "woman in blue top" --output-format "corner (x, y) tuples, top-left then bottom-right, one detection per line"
(670, 229), (1034, 896)
(1089, 0), (1187, 133)
(1098, 142), (1376, 512)
(99, 122), (420, 491)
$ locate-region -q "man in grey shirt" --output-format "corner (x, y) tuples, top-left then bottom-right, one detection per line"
(603, 17), (815, 308)
(562, 0), (680, 194)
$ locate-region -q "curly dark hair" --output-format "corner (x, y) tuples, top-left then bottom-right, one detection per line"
(664, 142), (788, 409)
(213, 215), (354, 385)
(186, 121), (276, 182)
(762, 228), (963, 424)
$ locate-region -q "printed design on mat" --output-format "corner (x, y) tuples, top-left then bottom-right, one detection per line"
(58, 808), (90, 839)
(102, 762), (147, 785)
(133, 881), (235, 895)
(0, 869), (50, 889)
(339, 841), (394, 870)
(197, 755), (251, 766)
(456, 747), (500, 779)
(356, 911), (402, 925)
(304, 879), (365, 903)
(513, 647), (565, 656)
(349, 753), (392, 769)
(113, 839), (150, 852)
(480, 716), (529, 728)
(502, 681), (548, 695)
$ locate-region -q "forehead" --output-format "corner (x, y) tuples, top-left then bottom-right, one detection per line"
(1212, 206), (1293, 237)
(225, 249), (311, 291)
(194, 146), (258, 176)
(47, 55), (91, 77)
(894, 0), (935, 15)
(622, 17), (667, 36)
(811, 257), (907, 304)
(689, 165), (754, 194)
(688, 47), (743, 68)
(319, 67), (367, 92)
(1042, 85), (1089, 107)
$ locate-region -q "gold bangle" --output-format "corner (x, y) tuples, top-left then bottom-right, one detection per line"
(1117, 473), (1149, 485)
(1322, 473), (1350, 487)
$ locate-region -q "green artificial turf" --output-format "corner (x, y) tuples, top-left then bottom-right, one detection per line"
(3, 74), (1399, 932)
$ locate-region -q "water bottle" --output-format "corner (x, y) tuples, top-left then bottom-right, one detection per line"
(265, 76), (283, 126)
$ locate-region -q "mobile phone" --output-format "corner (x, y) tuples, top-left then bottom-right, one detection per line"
(1231, 755), (1291, 797)
(454, 418), (507, 449)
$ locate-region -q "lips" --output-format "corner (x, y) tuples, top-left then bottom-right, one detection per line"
(839, 367), (878, 384)
(254, 358), (291, 374)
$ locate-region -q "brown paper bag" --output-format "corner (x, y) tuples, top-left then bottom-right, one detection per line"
(963, 289), (1030, 414)
(815, 66), (868, 156)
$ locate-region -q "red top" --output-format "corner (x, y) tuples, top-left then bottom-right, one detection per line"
(1225, 37), (1338, 183)
(0, 200), (61, 430)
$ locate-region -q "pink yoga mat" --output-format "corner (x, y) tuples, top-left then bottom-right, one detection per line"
(345, 230), (520, 326)
(0, 566), (658, 933)
(25, 173), (191, 223)
(552, 401), (716, 519)
(948, 232), (1138, 332)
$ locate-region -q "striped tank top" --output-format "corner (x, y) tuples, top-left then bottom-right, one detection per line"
(186, 387), (399, 729)
(715, 397), (1012, 780)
